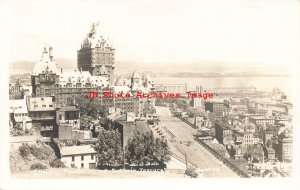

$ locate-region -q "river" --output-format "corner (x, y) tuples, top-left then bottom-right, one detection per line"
(153, 76), (293, 100)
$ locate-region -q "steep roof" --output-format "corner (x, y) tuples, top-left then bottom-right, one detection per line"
(32, 46), (59, 76)
(59, 69), (109, 87)
(132, 70), (140, 79)
(81, 22), (113, 49)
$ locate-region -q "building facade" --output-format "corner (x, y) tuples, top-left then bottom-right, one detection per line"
(60, 145), (97, 169)
(277, 130), (293, 162)
(9, 78), (24, 99)
(31, 46), (60, 98)
(77, 22), (115, 84)
(205, 101), (228, 117)
(215, 122), (232, 144)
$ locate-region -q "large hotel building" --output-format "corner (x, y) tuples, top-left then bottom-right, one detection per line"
(30, 22), (155, 117)
(77, 22), (115, 84)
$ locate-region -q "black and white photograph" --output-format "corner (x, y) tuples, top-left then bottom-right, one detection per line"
(0, 0), (299, 190)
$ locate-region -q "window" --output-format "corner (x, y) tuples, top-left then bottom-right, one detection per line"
(81, 163), (84, 168)
(81, 155), (84, 161)
(34, 105), (38, 108)
(91, 155), (94, 160)
(72, 156), (75, 162)
(41, 98), (44, 101)
(42, 105), (46, 108)
(49, 105), (53, 107)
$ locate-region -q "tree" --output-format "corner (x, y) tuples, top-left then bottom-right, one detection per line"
(74, 95), (107, 119)
(19, 143), (31, 158)
(186, 107), (203, 118)
(125, 131), (171, 167)
(95, 129), (123, 168)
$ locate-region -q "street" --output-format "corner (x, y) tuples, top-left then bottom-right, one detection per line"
(156, 106), (239, 177)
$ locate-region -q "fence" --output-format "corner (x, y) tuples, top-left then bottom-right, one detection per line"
(196, 139), (250, 178)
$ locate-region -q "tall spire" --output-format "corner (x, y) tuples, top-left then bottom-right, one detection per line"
(132, 69), (140, 79)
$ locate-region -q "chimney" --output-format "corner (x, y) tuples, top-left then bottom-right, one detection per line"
(61, 68), (63, 74)
(80, 67), (82, 73)
(49, 47), (53, 61)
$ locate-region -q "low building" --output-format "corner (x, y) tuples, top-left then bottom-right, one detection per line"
(277, 130), (293, 162)
(205, 101), (228, 117)
(106, 112), (151, 148)
(56, 106), (80, 130)
(9, 99), (32, 130)
(27, 96), (57, 136)
(249, 116), (275, 126)
(60, 145), (97, 169)
(265, 148), (276, 161)
(242, 132), (260, 147)
(9, 78), (25, 99)
(215, 122), (232, 144)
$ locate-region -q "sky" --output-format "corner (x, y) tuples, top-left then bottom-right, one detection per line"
(2, 0), (300, 67)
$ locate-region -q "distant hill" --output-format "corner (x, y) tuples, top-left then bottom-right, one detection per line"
(9, 59), (291, 77)
(115, 61), (291, 77)
(9, 58), (76, 70)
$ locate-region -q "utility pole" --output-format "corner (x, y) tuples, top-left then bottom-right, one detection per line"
(185, 153), (188, 169)
(123, 147), (125, 169)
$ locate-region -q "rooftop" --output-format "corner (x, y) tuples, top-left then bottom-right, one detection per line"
(59, 69), (109, 87)
(81, 22), (113, 49)
(27, 97), (55, 111)
(32, 46), (59, 75)
(250, 116), (275, 120)
(60, 145), (96, 156)
(59, 106), (79, 112)
(9, 99), (28, 114)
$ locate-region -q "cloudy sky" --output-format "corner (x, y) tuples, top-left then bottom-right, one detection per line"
(2, 0), (300, 67)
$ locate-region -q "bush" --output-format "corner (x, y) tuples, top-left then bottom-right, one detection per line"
(19, 143), (55, 160)
(185, 167), (198, 178)
(25, 128), (35, 135)
(29, 144), (54, 160)
(30, 163), (48, 170)
(49, 159), (66, 168)
(19, 143), (31, 158)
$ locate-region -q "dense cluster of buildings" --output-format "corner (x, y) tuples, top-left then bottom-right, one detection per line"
(174, 87), (293, 165)
(9, 22), (155, 142)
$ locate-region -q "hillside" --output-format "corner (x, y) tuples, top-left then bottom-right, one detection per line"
(9, 58), (76, 69)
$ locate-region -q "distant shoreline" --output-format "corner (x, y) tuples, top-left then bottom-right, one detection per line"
(9, 69), (292, 78)
(168, 74), (292, 78)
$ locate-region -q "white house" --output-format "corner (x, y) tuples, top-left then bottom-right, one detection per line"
(9, 99), (32, 130)
(60, 145), (97, 169)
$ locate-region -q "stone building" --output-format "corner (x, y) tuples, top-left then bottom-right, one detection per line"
(277, 129), (293, 162)
(31, 46), (60, 98)
(9, 78), (24, 99)
(215, 122), (232, 144)
(58, 68), (109, 106)
(77, 22), (115, 84)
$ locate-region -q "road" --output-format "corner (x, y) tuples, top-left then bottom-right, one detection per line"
(156, 106), (238, 177)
